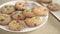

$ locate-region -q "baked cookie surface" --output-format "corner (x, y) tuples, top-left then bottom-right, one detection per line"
(32, 6), (48, 16)
(8, 20), (26, 31)
(15, 2), (26, 11)
(23, 9), (35, 17)
(12, 11), (25, 20)
(25, 17), (41, 27)
(1, 5), (15, 14)
(0, 14), (11, 25)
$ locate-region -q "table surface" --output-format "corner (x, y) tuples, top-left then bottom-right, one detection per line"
(0, 0), (60, 34)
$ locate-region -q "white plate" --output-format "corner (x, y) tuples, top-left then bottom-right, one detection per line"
(0, 0), (48, 32)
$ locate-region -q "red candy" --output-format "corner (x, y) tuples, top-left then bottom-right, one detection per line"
(16, 20), (19, 23)
(18, 15), (21, 18)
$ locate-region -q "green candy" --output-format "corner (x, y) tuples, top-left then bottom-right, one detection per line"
(6, 8), (10, 12)
(26, 10), (30, 12)
(7, 5), (13, 11)
(20, 12), (23, 15)
(4, 16), (8, 20)
(5, 16), (8, 18)
(34, 16), (38, 19)
(19, 23), (23, 26)
(7, 8), (10, 10)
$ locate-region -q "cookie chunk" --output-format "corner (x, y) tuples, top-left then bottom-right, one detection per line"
(25, 17), (41, 27)
(47, 3), (60, 11)
(32, 6), (48, 16)
(1, 5), (15, 14)
(12, 11), (25, 20)
(15, 2), (26, 11)
(0, 14), (11, 25)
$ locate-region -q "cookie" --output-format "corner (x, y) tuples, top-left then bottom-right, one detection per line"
(8, 20), (26, 31)
(40, 0), (52, 3)
(1, 5), (15, 14)
(23, 9), (35, 17)
(32, 6), (48, 16)
(12, 11), (25, 20)
(47, 3), (60, 11)
(0, 14), (11, 25)
(25, 17), (41, 27)
(15, 2), (26, 11)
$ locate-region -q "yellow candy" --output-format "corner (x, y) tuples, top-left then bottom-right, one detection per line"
(0, 16), (3, 19)
(34, 9), (41, 13)
(34, 6), (44, 14)
(13, 23), (17, 26)
(30, 19), (34, 23)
